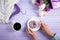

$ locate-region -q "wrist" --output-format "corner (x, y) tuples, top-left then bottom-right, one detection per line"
(32, 37), (36, 40)
(51, 33), (56, 38)
(47, 31), (54, 38)
(32, 36), (36, 40)
(49, 32), (54, 38)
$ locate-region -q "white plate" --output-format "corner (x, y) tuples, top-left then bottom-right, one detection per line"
(27, 17), (41, 31)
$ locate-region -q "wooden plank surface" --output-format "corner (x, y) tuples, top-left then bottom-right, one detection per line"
(0, 0), (60, 40)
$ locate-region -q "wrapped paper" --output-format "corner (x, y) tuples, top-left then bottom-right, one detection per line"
(51, 0), (60, 8)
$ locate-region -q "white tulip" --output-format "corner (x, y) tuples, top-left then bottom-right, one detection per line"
(32, 0), (36, 4)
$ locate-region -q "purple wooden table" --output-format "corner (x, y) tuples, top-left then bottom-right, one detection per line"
(0, 0), (60, 40)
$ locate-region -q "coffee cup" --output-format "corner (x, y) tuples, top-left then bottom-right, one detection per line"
(12, 22), (21, 31)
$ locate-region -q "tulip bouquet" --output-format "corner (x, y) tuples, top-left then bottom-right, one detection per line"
(32, 0), (52, 16)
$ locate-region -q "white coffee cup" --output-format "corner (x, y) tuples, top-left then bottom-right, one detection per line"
(27, 17), (41, 31)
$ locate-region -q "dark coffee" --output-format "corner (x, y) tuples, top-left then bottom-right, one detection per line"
(13, 22), (21, 31)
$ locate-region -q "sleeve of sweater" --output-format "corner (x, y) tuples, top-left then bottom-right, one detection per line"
(52, 34), (60, 40)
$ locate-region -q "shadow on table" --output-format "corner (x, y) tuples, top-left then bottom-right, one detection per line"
(38, 30), (52, 40)
(23, 30), (33, 40)
(6, 23), (15, 33)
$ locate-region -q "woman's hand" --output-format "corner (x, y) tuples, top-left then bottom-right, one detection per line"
(40, 21), (54, 38)
(26, 27), (36, 40)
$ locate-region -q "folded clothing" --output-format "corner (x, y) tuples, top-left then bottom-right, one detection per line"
(0, 0), (19, 23)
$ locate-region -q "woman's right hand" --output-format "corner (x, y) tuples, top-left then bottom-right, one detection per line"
(26, 27), (36, 40)
(40, 21), (54, 38)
